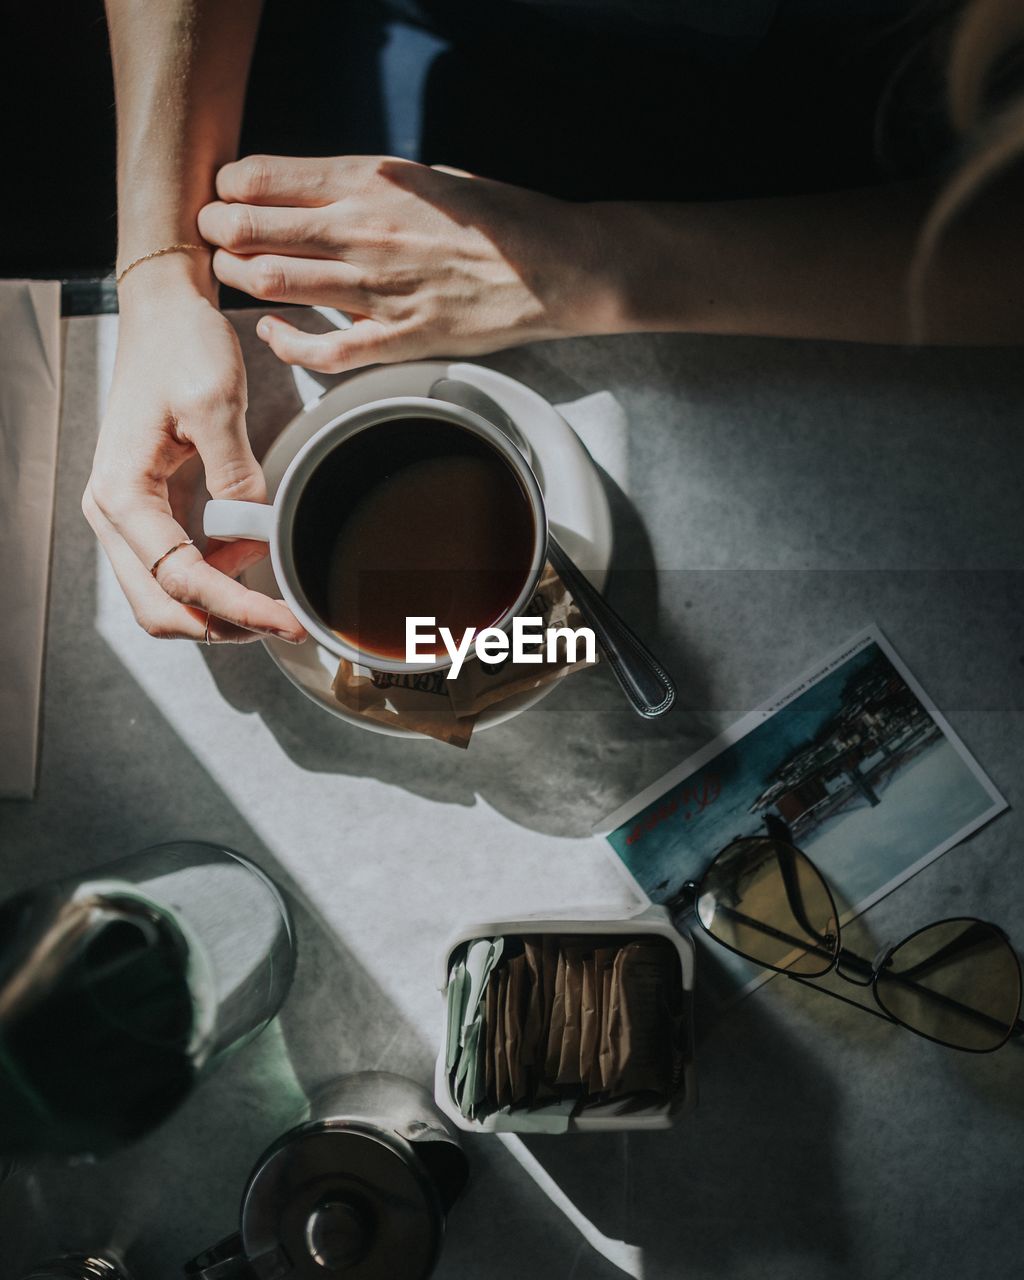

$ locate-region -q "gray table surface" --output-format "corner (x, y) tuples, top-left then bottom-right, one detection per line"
(2, 310), (1023, 1279)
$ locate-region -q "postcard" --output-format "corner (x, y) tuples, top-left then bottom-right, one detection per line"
(598, 626), (1008, 997)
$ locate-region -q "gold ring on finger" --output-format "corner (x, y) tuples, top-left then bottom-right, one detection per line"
(150, 537), (194, 578)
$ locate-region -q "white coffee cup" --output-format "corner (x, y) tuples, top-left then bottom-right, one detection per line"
(204, 396), (547, 673)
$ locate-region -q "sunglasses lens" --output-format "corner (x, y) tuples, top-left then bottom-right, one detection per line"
(697, 838), (838, 976)
(874, 919), (1021, 1051)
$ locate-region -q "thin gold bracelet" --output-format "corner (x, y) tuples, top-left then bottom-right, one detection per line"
(115, 242), (207, 286)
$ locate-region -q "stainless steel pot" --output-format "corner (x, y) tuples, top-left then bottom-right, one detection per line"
(185, 1073), (469, 1280)
(21, 1258), (129, 1280)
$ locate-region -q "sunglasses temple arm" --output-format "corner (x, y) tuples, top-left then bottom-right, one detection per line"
(823, 936), (1015, 1034)
(712, 903), (836, 963)
(711, 907), (1019, 1037)
(785, 951), (1018, 1041)
(873, 965), (1020, 1035)
(776, 846), (831, 944)
(785, 972), (898, 1024)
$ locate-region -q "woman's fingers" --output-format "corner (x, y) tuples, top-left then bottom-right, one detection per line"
(154, 552), (306, 640)
(189, 399), (268, 507)
(429, 164), (478, 179)
(204, 538), (271, 579)
(198, 201), (338, 259)
(85, 496), (260, 644)
(255, 314), (398, 373)
(216, 155), (338, 207)
(211, 249), (372, 311)
(90, 394), (285, 634)
(87, 483), (305, 642)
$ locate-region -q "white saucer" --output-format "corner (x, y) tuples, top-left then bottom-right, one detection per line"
(245, 360), (613, 738)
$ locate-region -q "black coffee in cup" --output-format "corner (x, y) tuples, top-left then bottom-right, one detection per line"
(291, 417), (536, 662)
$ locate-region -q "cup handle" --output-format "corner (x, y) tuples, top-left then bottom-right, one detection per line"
(204, 499), (275, 542)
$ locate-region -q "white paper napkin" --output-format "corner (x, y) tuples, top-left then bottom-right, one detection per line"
(0, 280), (62, 798)
(555, 390), (631, 495)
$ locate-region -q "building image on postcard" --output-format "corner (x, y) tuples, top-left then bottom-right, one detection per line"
(749, 650), (942, 843)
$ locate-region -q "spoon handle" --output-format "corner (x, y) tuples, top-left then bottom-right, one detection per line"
(428, 376), (675, 718)
(546, 537), (676, 719)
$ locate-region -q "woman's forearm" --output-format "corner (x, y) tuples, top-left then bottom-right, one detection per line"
(106, 0), (262, 284)
(592, 181), (1024, 345)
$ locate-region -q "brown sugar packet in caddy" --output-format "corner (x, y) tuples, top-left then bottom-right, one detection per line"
(532, 935), (562, 1102)
(504, 953), (531, 1105)
(564, 939), (615, 1101)
(555, 944), (590, 1088)
(520, 939), (547, 1097)
(579, 951), (600, 1087)
(544, 948), (568, 1083)
(608, 940), (683, 1100)
(592, 947), (619, 1094)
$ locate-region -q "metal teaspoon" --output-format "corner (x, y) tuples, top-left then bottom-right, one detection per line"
(429, 377), (676, 718)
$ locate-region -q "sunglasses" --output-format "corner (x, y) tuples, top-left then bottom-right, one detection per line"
(678, 836), (1023, 1052)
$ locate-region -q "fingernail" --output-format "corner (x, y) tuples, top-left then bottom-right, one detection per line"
(256, 318), (271, 340)
(274, 629), (306, 644)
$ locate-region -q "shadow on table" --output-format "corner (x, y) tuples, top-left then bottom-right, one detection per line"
(0, 687), (432, 1273)
(520, 990), (850, 1280)
(0, 320), (435, 1272)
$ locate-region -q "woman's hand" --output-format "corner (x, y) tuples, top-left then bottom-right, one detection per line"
(198, 155), (620, 372)
(82, 255), (307, 644)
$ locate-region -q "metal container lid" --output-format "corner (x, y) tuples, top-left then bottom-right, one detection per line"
(240, 1120), (444, 1279)
(22, 1259), (126, 1280)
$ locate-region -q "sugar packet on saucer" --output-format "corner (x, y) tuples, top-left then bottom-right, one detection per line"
(445, 564), (598, 721)
(331, 565), (598, 747)
(331, 664), (475, 748)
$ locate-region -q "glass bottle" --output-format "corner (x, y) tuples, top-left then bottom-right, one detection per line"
(0, 842), (295, 1158)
